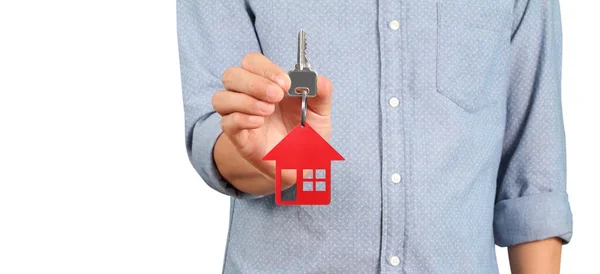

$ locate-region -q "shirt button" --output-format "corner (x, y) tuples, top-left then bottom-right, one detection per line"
(391, 173), (402, 184)
(389, 97), (400, 108)
(389, 256), (400, 266)
(389, 20), (400, 30)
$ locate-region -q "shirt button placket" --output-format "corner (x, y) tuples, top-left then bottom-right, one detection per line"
(379, 0), (405, 271)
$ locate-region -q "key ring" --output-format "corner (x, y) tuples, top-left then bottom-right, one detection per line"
(301, 90), (308, 127)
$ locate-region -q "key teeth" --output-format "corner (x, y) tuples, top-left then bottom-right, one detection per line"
(301, 29), (309, 69)
(304, 37), (309, 68)
(297, 29), (311, 70)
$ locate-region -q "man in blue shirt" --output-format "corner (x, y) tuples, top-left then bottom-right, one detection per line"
(177, 0), (573, 273)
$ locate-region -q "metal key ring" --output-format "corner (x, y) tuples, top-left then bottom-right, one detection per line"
(301, 90), (308, 127)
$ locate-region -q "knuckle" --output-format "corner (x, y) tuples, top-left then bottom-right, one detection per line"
(246, 76), (257, 94)
(266, 71), (279, 84)
(221, 67), (235, 87)
(211, 91), (224, 111)
(220, 116), (230, 132)
(249, 51), (262, 58)
(260, 66), (272, 80)
(250, 99), (262, 114)
(211, 92), (219, 109)
(231, 112), (244, 125)
(241, 54), (251, 68)
(241, 52), (259, 68)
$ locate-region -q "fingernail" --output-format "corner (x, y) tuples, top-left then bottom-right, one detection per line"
(266, 85), (281, 101)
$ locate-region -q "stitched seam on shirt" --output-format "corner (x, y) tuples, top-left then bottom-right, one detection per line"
(501, 200), (510, 246)
(375, 0), (385, 271)
(401, 3), (411, 273)
(496, 191), (567, 204)
(221, 197), (236, 273)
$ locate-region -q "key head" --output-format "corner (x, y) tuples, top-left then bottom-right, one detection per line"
(288, 69), (318, 97)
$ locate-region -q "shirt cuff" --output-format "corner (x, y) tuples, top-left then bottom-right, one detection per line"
(190, 112), (266, 199)
(493, 191), (573, 247)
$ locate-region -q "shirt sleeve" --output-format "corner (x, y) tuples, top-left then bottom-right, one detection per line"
(493, 0), (573, 247)
(176, 0), (265, 198)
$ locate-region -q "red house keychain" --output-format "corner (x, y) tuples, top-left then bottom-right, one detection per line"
(262, 30), (344, 206)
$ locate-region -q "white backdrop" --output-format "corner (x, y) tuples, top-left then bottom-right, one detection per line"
(0, 1), (597, 273)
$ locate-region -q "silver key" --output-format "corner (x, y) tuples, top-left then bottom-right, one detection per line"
(288, 29), (318, 97)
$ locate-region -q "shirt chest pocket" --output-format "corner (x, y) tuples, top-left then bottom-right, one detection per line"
(436, 1), (512, 113)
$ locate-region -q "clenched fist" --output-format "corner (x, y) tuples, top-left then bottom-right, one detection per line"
(212, 52), (334, 195)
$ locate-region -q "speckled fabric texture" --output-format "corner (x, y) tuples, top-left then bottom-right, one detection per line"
(176, 0), (573, 273)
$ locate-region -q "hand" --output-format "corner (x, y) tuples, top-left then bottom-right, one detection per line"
(212, 52), (334, 188)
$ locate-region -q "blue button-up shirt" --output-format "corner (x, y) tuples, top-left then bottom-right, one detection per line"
(176, 0), (573, 273)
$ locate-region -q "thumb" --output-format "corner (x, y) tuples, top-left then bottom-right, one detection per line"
(307, 75), (333, 116)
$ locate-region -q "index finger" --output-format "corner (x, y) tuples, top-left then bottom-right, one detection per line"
(241, 52), (291, 92)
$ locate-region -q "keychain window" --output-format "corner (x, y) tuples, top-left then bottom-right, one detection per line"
(302, 169), (327, 192)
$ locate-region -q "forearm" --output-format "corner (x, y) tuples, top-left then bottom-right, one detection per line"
(508, 237), (562, 274)
(213, 133), (275, 196)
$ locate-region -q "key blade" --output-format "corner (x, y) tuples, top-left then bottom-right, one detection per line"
(297, 29), (309, 70)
